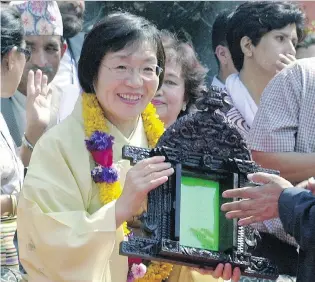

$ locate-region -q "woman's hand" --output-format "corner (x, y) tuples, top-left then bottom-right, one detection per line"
(192, 263), (241, 281)
(25, 69), (52, 146)
(211, 263), (241, 281)
(115, 156), (174, 227)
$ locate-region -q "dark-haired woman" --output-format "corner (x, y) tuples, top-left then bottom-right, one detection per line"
(1, 5), (49, 281)
(17, 12), (240, 282)
(17, 11), (170, 282)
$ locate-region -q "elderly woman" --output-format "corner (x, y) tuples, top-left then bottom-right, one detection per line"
(17, 12), (240, 282)
(152, 30), (208, 128)
(1, 5), (50, 281)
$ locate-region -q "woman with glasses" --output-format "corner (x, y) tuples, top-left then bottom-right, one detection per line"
(0, 5), (50, 282)
(15, 11), (167, 282)
(16, 11), (238, 282)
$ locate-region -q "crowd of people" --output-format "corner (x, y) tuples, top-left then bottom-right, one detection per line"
(1, 1), (315, 282)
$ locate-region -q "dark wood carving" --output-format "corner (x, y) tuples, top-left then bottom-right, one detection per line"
(120, 87), (279, 279)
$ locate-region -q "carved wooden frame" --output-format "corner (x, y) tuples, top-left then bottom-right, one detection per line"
(120, 146), (278, 279)
(120, 87), (279, 279)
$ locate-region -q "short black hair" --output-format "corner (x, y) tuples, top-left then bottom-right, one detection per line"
(78, 12), (165, 93)
(1, 6), (24, 61)
(211, 10), (232, 52)
(211, 10), (233, 66)
(160, 30), (208, 116)
(227, 1), (305, 71)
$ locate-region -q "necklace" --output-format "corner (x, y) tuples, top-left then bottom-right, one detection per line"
(82, 93), (173, 282)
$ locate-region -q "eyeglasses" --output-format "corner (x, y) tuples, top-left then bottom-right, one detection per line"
(102, 64), (163, 80)
(17, 47), (31, 62)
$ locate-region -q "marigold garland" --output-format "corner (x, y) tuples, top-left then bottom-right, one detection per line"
(82, 93), (173, 282)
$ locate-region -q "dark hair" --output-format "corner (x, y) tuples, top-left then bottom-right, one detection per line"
(227, 1), (305, 71)
(1, 6), (24, 61)
(296, 33), (315, 49)
(212, 10), (232, 52)
(78, 12), (165, 93)
(160, 30), (208, 115)
(211, 10), (233, 66)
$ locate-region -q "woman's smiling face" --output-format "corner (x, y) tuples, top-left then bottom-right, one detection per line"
(94, 41), (160, 124)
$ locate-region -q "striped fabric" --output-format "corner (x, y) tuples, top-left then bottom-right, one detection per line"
(215, 92), (251, 140)
(1, 217), (18, 270)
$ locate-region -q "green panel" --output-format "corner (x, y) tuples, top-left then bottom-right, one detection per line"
(180, 176), (220, 251)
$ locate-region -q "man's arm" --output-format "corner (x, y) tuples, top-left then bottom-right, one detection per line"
(221, 172), (315, 252)
(252, 151), (315, 183)
(279, 187), (315, 252)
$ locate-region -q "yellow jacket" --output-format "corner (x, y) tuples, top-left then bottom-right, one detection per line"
(17, 98), (221, 282)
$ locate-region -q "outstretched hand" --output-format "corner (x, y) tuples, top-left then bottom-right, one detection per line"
(221, 173), (293, 226)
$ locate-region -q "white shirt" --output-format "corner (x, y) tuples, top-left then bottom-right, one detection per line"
(211, 75), (226, 90)
(53, 48), (81, 121)
(225, 73), (257, 128)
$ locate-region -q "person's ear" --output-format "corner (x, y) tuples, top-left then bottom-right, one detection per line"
(240, 36), (253, 58)
(215, 45), (230, 65)
(61, 42), (67, 58)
